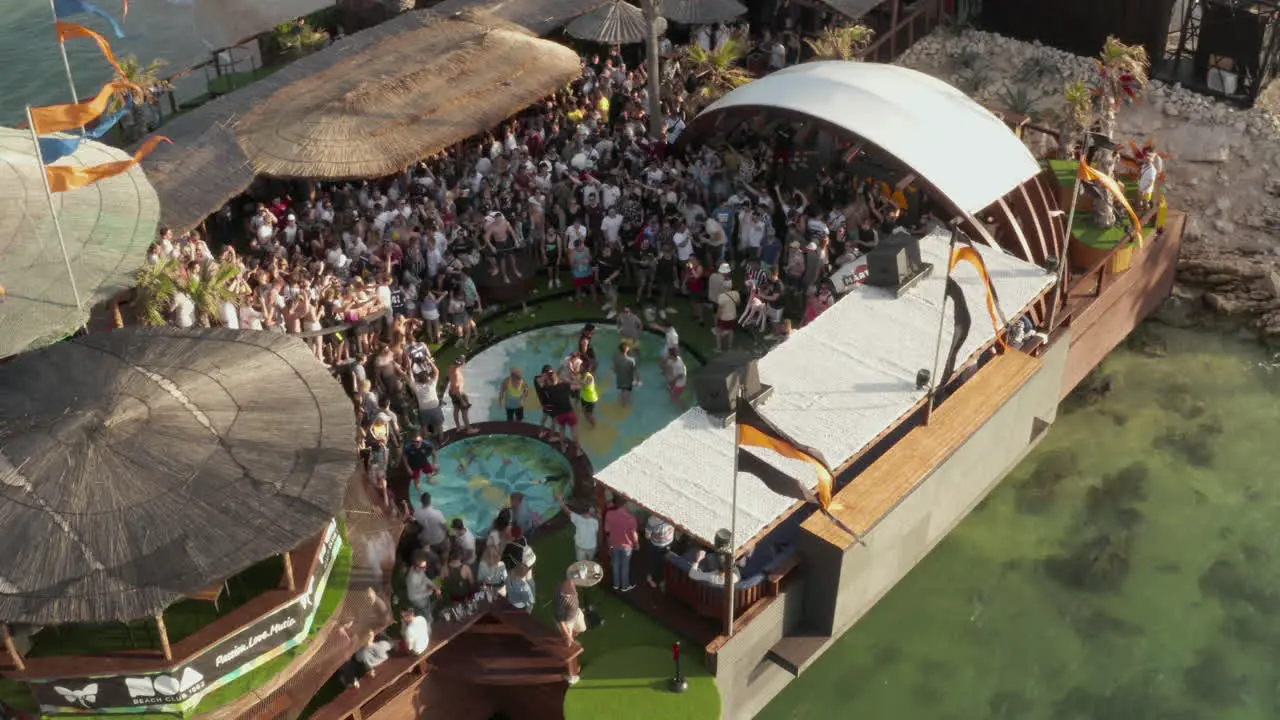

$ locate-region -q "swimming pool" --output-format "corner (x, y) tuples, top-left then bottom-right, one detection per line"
(457, 322), (699, 471)
(407, 434), (573, 536)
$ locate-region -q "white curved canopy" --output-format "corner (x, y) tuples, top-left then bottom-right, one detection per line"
(696, 62), (1041, 215)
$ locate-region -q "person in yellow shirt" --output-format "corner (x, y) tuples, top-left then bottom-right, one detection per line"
(596, 93), (610, 122)
(498, 367), (529, 423)
(578, 370), (599, 428)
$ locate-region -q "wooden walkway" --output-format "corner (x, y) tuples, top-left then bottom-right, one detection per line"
(803, 350), (1043, 549)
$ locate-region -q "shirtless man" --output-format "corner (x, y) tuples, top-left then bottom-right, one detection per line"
(447, 356), (479, 435)
(483, 212), (522, 283)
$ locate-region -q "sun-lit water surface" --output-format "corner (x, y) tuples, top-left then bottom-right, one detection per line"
(760, 325), (1280, 720)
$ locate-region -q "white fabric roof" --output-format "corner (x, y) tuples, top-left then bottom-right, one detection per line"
(596, 228), (1054, 551)
(696, 62), (1042, 215)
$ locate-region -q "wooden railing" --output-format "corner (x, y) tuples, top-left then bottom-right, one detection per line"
(859, 0), (945, 63)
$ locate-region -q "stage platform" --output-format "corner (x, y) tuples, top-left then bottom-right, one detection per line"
(595, 228), (1056, 551)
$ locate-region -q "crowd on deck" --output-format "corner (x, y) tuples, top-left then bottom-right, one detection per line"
(140, 9), (931, 693)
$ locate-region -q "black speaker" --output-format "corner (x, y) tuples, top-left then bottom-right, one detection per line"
(865, 233), (925, 289)
(695, 352), (762, 416)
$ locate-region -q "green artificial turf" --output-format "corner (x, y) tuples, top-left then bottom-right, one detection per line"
(206, 64), (284, 96)
(562, 646), (720, 720)
(1047, 159), (1157, 251)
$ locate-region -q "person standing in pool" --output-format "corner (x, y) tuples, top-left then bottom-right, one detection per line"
(498, 367), (529, 422)
(577, 324), (599, 375)
(616, 306), (643, 354)
(535, 365), (561, 443)
(447, 356), (478, 435)
(578, 367), (599, 428)
(613, 342), (638, 406)
(544, 370), (581, 455)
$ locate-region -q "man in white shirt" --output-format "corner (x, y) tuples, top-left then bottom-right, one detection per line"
(413, 492), (449, 555)
(400, 608), (431, 655)
(600, 180), (621, 209)
(601, 206), (623, 247)
(672, 220), (694, 263)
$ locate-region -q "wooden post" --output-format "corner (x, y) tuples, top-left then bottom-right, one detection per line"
(155, 615), (173, 661)
(595, 483), (609, 576)
(721, 552), (735, 635)
(1, 623), (25, 672)
(889, 0), (901, 59)
(282, 551), (297, 592)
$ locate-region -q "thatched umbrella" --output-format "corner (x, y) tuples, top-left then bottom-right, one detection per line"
(660, 0), (746, 25)
(0, 127), (159, 360)
(0, 328), (356, 625)
(140, 11), (581, 233)
(565, 0), (664, 44)
(232, 11), (582, 179)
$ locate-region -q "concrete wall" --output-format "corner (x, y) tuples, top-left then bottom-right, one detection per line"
(711, 577), (809, 720)
(713, 338), (1072, 718)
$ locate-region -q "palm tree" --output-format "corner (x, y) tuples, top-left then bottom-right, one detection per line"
(1091, 36), (1148, 228)
(805, 24), (875, 61)
(133, 257), (179, 326)
(114, 55), (173, 143)
(1057, 80), (1093, 159)
(683, 37), (753, 114)
(640, 0), (664, 138)
(182, 262), (242, 327)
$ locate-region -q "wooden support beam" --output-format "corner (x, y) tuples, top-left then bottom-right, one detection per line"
(889, 0), (900, 58)
(155, 615), (173, 662)
(595, 483), (609, 575)
(282, 551), (297, 593)
(1, 623), (25, 672)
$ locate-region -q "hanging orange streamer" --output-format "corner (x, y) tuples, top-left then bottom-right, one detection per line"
(29, 80), (139, 135)
(56, 22), (126, 78)
(46, 136), (169, 192)
(1078, 159), (1145, 248)
(950, 246), (1008, 349)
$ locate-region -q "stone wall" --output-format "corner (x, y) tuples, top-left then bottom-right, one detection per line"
(893, 28), (1280, 343)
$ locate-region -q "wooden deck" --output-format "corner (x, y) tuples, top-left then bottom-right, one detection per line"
(803, 350), (1043, 549)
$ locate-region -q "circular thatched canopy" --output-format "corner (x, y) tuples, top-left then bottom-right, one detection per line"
(660, 0), (746, 25)
(0, 328), (356, 626)
(233, 11), (582, 179)
(0, 127), (159, 360)
(565, 1), (661, 44)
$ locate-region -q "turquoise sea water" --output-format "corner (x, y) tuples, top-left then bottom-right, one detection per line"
(759, 325), (1280, 720)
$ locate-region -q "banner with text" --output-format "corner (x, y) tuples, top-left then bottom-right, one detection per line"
(30, 520), (343, 715)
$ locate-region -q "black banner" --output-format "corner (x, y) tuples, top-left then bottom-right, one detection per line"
(30, 521), (343, 715)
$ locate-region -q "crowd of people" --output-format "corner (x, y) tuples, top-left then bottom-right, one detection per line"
(141, 8), (933, 694)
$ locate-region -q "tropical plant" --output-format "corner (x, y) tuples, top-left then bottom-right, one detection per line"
(1091, 36), (1149, 228)
(999, 85), (1041, 117)
(269, 18), (330, 56)
(1057, 79), (1093, 158)
(683, 38), (753, 113)
(133, 259), (241, 327)
(1016, 53), (1060, 84)
(940, 2), (979, 36)
(640, 0), (663, 138)
(133, 257), (180, 326)
(955, 66), (991, 95)
(113, 55), (172, 143)
(954, 45), (984, 71)
(182, 261), (242, 327)
(805, 24), (875, 61)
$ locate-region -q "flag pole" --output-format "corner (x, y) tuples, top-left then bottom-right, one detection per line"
(925, 221), (961, 426)
(26, 105), (84, 311)
(723, 381), (744, 638)
(1048, 132), (1091, 328)
(46, 0), (82, 106)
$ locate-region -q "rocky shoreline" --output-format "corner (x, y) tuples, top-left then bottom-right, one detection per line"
(895, 28), (1280, 344)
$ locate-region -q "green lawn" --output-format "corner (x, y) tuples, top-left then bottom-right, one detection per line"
(1047, 159), (1157, 251)
(206, 64), (285, 96)
(562, 646), (719, 720)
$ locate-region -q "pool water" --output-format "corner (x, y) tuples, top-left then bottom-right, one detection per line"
(759, 325), (1280, 720)
(459, 323), (700, 471)
(407, 434), (574, 537)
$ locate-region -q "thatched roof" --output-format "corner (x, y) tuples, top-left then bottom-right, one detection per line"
(429, 0), (609, 35)
(660, 0), (746, 25)
(0, 128), (159, 360)
(565, 1), (657, 44)
(0, 328), (356, 625)
(139, 11), (581, 234)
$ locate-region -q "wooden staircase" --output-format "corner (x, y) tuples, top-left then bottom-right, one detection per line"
(428, 609), (582, 686)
